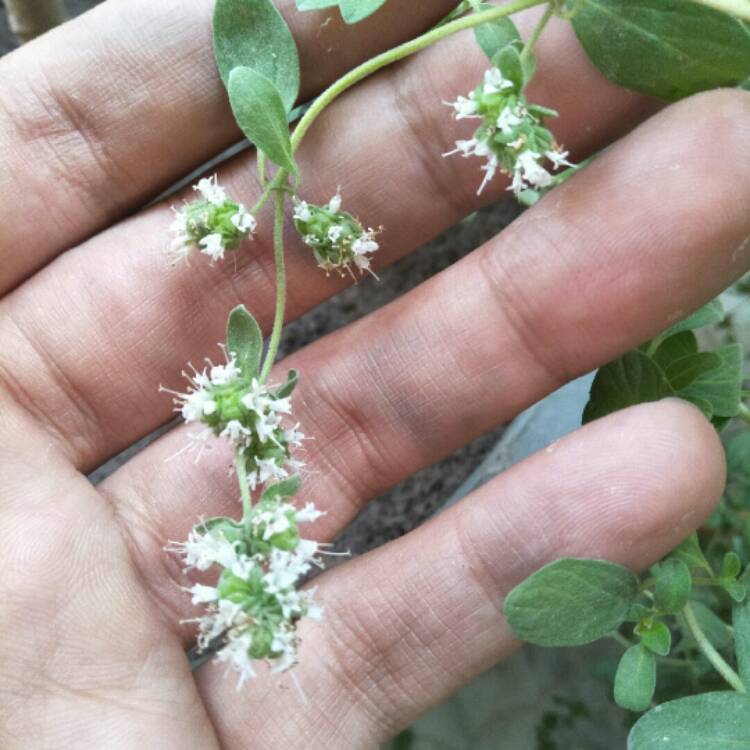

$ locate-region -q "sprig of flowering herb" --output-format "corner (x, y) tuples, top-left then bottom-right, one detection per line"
(169, 176), (257, 264)
(169, 477), (325, 686)
(445, 59), (572, 197)
(292, 192), (380, 276)
(162, 351), (304, 486)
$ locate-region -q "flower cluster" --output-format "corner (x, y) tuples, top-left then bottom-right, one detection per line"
(170, 487), (325, 686)
(170, 176), (256, 264)
(292, 192), (380, 276)
(445, 66), (572, 197)
(163, 353), (303, 487)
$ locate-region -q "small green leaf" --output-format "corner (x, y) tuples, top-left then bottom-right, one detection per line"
(296, 0), (387, 23)
(637, 620), (672, 657)
(260, 474), (302, 503)
(628, 692), (750, 749)
(651, 331), (698, 370)
(504, 558), (639, 646)
(665, 299), (726, 337)
(199, 516), (245, 543)
(733, 568), (750, 685)
(665, 352), (722, 391)
(583, 351), (675, 423)
(228, 67), (298, 174)
(227, 305), (263, 377)
(614, 645), (656, 712)
(339, 0), (388, 23)
(653, 558), (692, 614)
(672, 532), (713, 575)
(721, 551), (742, 581)
(474, 16), (521, 61)
(214, 0), (300, 112)
(725, 581), (748, 604)
(491, 45), (525, 91)
(274, 369), (299, 399)
(571, 0), (750, 101)
(679, 344), (743, 418)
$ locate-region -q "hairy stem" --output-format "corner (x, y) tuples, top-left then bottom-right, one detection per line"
(236, 448), (252, 519)
(520, 2), (554, 63)
(289, 0), (547, 151)
(259, 190), (287, 383)
(5, 0), (65, 42)
(683, 602), (746, 692)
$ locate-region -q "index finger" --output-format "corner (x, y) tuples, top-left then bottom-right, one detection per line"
(0, 0), (455, 293)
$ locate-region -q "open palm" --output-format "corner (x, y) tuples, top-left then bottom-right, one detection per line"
(1, 1), (748, 747)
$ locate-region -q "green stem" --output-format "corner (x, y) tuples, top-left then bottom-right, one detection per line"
(259, 190), (287, 383)
(739, 403), (750, 426)
(289, 0), (548, 152)
(519, 2), (554, 63)
(683, 602), (746, 692)
(236, 447), (252, 519)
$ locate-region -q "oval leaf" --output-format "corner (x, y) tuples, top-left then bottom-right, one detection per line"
(227, 304), (263, 377)
(665, 352), (722, 391)
(583, 350), (675, 423)
(214, 0), (300, 112)
(679, 344), (743, 418)
(474, 16), (521, 60)
(572, 0), (750, 101)
(228, 67), (297, 173)
(638, 620), (672, 657)
(615, 645), (656, 712)
(653, 558), (692, 614)
(628, 692), (750, 749)
(504, 558), (639, 646)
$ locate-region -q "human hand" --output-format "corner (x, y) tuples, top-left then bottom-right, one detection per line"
(0, 1), (748, 747)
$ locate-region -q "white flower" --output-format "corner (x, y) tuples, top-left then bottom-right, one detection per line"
(169, 528), (240, 571)
(497, 105), (522, 135)
(483, 67), (513, 94)
(276, 589), (304, 619)
(511, 150), (553, 194)
(328, 225), (343, 243)
(231, 208), (256, 233)
(189, 583), (220, 605)
(195, 175), (228, 206)
(209, 359), (242, 386)
(199, 233), (226, 262)
(545, 148), (574, 170)
(328, 191), (342, 214)
(449, 94), (479, 120)
(181, 388), (217, 422)
(292, 198), (312, 222)
(220, 419), (251, 442)
(296, 502), (325, 524)
(259, 505), (293, 541)
(270, 627), (298, 673)
(478, 152), (499, 196)
(217, 632), (257, 688)
(351, 234), (379, 257)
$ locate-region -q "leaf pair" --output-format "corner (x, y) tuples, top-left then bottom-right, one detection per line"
(213, 0), (301, 173)
(474, 14), (535, 90)
(583, 299), (744, 429)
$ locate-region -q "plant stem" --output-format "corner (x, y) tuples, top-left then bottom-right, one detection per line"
(520, 2), (554, 63)
(236, 447), (252, 519)
(692, 0), (750, 22)
(252, 0), (546, 379)
(259, 190), (287, 383)
(739, 403), (750, 426)
(289, 0), (548, 152)
(683, 602), (746, 692)
(5, 0), (65, 43)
